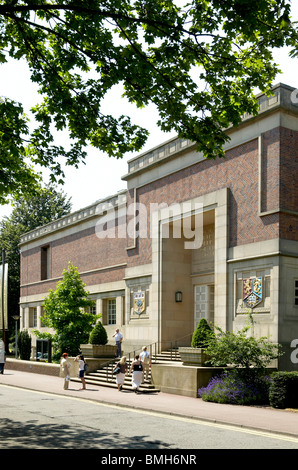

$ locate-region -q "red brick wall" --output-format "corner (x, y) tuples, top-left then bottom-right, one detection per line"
(21, 224), (128, 297)
(20, 266), (126, 298)
(51, 226), (127, 277)
(279, 127), (298, 241)
(261, 127), (280, 213)
(21, 126), (297, 294)
(20, 246), (42, 286)
(132, 131), (280, 269)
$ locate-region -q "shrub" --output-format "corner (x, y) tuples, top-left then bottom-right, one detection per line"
(205, 321), (282, 371)
(191, 318), (214, 348)
(89, 321), (108, 345)
(269, 371), (298, 409)
(198, 370), (271, 406)
(17, 330), (32, 360)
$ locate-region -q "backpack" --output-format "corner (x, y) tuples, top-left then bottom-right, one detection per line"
(84, 362), (88, 372)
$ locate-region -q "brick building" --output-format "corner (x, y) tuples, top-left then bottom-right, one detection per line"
(19, 83), (298, 370)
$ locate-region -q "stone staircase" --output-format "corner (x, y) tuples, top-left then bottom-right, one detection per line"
(71, 349), (181, 392)
(153, 348), (181, 364)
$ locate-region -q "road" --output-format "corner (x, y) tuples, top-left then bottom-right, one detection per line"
(1, 384), (298, 451)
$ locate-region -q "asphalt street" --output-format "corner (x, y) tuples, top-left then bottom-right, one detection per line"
(1, 384), (298, 451)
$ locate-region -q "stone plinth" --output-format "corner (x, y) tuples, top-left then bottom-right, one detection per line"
(151, 363), (223, 398)
(80, 344), (117, 358)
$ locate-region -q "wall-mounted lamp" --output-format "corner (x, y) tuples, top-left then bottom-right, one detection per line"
(175, 291), (182, 303)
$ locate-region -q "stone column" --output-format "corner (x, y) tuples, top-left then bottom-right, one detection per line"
(97, 298), (103, 322)
(116, 295), (123, 326)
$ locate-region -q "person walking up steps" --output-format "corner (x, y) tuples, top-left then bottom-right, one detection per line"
(129, 354), (143, 393)
(139, 346), (151, 382)
(113, 356), (128, 391)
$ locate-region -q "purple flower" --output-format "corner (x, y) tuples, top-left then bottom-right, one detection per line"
(198, 371), (270, 405)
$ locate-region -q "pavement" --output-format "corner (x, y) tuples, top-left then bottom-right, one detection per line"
(1, 368), (298, 440)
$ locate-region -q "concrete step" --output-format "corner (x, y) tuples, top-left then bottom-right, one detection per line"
(88, 371), (154, 387)
(72, 348), (181, 393)
(72, 374), (159, 393)
(153, 350), (181, 362)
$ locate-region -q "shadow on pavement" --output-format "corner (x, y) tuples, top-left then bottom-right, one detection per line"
(0, 417), (172, 450)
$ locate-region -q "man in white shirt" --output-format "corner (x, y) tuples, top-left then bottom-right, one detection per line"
(139, 346), (151, 381)
(113, 328), (123, 357)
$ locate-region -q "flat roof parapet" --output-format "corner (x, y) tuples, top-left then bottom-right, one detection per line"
(19, 190), (127, 246)
(125, 136), (195, 177)
(122, 83), (298, 180)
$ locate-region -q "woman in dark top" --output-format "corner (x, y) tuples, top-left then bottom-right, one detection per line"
(129, 354), (143, 393)
(113, 355), (128, 391)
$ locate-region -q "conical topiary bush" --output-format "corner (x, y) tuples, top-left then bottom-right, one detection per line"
(179, 319), (214, 366)
(191, 318), (213, 349)
(89, 321), (108, 345)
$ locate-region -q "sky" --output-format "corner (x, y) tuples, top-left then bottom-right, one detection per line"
(0, 3), (298, 219)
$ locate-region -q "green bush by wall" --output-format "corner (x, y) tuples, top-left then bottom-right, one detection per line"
(269, 371), (298, 409)
(191, 318), (214, 348)
(89, 321), (108, 345)
(17, 330), (32, 360)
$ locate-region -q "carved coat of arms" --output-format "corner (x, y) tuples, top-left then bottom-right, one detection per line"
(243, 277), (262, 308)
(133, 291), (145, 315)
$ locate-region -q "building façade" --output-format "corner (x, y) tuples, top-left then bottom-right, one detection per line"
(19, 83), (298, 370)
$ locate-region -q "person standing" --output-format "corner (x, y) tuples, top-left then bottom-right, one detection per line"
(139, 346), (151, 381)
(60, 352), (71, 390)
(129, 354), (143, 393)
(0, 340), (5, 374)
(75, 354), (87, 390)
(112, 328), (123, 358)
(113, 355), (128, 391)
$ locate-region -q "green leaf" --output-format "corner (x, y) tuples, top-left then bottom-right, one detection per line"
(0, 0), (296, 200)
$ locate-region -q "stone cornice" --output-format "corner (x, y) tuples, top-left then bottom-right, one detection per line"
(19, 190), (127, 246)
(121, 83), (298, 181)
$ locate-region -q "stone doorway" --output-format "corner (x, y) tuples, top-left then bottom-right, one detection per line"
(151, 188), (229, 349)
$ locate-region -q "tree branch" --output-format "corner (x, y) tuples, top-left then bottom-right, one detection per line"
(0, 2), (182, 32)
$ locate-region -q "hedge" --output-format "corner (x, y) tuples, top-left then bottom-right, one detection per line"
(269, 371), (298, 409)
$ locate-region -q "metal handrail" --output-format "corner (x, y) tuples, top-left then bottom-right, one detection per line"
(97, 332), (193, 383)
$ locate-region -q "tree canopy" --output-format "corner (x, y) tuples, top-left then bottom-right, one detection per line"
(39, 262), (99, 359)
(0, 183), (71, 330)
(0, 0), (297, 203)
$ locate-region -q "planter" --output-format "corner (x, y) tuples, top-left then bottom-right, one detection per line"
(178, 347), (210, 366)
(80, 344), (117, 358)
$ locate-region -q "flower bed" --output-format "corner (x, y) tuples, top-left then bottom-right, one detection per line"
(198, 370), (271, 406)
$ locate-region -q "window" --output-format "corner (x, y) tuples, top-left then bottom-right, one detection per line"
(85, 301), (96, 315)
(194, 285), (214, 328)
(194, 285), (208, 325)
(90, 304), (97, 315)
(295, 280), (298, 306)
(108, 299), (116, 325)
(41, 245), (50, 280)
(29, 307), (37, 328)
